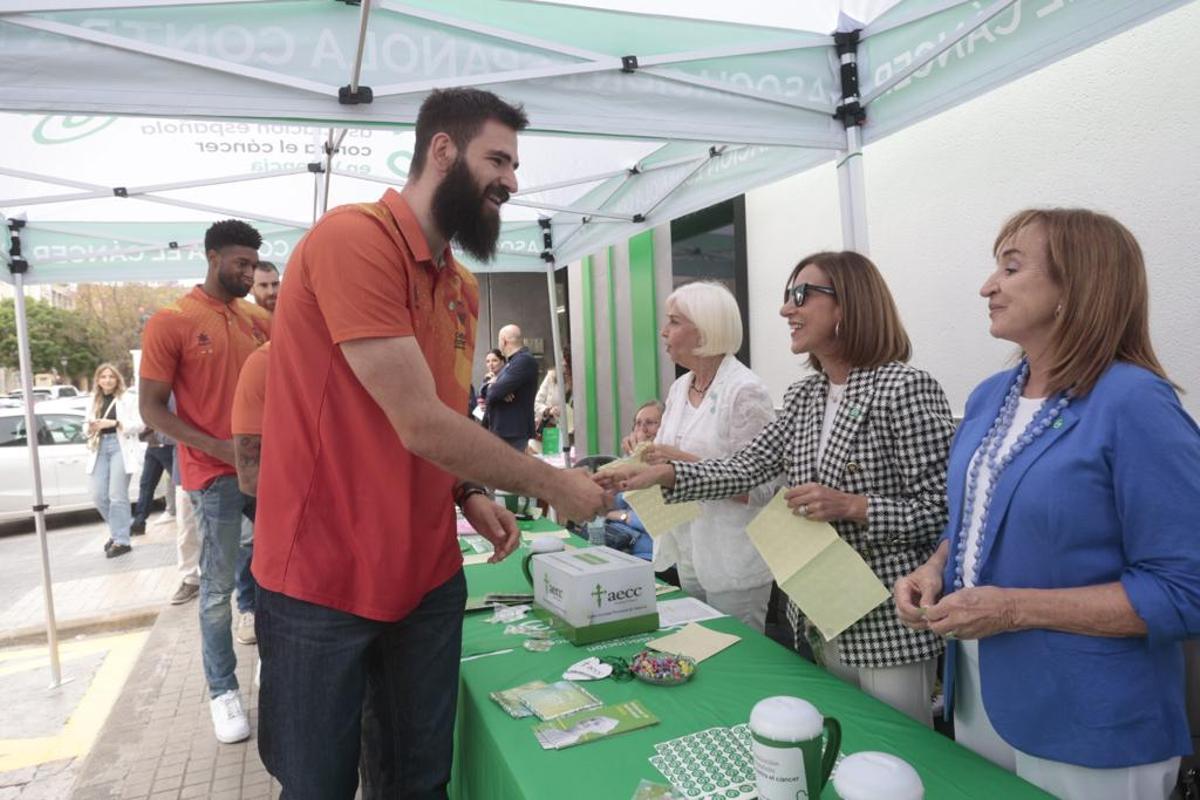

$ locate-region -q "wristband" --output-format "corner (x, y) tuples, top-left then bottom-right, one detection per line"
(454, 481), (490, 508)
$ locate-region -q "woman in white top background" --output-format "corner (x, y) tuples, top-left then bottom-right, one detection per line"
(609, 253), (954, 726)
(636, 281), (777, 631)
(86, 362), (144, 559)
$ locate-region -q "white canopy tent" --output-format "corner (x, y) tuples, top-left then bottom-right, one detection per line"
(0, 0), (1188, 684)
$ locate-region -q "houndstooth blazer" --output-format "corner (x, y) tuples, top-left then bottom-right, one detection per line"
(670, 361), (953, 668)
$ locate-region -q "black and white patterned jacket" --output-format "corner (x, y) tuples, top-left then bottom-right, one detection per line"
(670, 361), (953, 668)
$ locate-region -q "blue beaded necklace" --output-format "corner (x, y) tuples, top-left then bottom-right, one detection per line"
(953, 360), (1071, 590)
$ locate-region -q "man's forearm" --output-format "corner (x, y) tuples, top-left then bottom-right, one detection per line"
(235, 434), (261, 497)
(1008, 582), (1147, 637)
(402, 404), (558, 497)
(140, 397), (218, 456)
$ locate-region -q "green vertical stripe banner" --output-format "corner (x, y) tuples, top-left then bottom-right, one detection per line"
(581, 256), (599, 456)
(627, 231), (659, 405)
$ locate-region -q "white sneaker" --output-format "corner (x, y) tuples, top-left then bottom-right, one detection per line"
(152, 510), (175, 526)
(236, 611), (257, 645)
(210, 690), (251, 743)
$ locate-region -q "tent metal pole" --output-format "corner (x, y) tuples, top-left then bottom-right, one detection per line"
(836, 126), (869, 253)
(348, 0), (373, 95)
(2, 166), (313, 208)
(834, 30), (870, 254)
(322, 129), (343, 214)
(3, 16), (336, 96)
(545, 264), (570, 468)
(861, 0), (1018, 105)
(6, 224), (63, 688)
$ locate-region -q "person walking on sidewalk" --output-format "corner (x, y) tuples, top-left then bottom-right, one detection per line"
(139, 219), (271, 745)
(86, 363), (144, 559)
(129, 425), (174, 535)
(252, 88), (608, 799)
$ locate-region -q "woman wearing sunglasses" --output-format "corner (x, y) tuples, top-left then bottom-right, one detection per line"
(606, 251), (954, 725)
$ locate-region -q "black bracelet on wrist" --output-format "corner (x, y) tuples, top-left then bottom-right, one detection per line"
(454, 482), (490, 508)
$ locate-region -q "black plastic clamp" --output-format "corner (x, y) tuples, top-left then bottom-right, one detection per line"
(33, 504), (49, 512)
(113, 186), (128, 197)
(834, 29), (860, 56)
(632, 213), (645, 223)
(621, 55), (639, 73)
(168, 241), (179, 249)
(833, 29), (866, 128)
(7, 219), (28, 274)
(307, 162), (325, 174)
(339, 84), (374, 105)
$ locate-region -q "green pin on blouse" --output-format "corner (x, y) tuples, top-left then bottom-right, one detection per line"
(849, 406), (862, 418)
(1053, 418), (1064, 429)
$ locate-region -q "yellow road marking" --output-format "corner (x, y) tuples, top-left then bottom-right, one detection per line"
(0, 630), (149, 772)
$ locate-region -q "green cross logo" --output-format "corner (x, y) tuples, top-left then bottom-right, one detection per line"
(592, 583), (605, 608)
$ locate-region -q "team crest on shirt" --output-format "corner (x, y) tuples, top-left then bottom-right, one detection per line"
(194, 332), (214, 357)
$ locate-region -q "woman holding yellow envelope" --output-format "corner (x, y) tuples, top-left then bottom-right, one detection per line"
(604, 252), (954, 726)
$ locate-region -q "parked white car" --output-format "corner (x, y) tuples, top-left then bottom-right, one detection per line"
(0, 407), (158, 523)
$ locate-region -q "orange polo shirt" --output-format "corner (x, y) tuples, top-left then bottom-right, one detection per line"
(140, 286), (271, 491)
(253, 189), (478, 621)
(231, 342), (271, 436)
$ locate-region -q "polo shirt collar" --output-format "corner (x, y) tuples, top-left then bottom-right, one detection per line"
(381, 188), (453, 268)
(189, 285), (236, 311)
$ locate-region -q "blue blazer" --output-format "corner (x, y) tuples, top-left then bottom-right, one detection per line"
(483, 347), (538, 441)
(941, 362), (1200, 768)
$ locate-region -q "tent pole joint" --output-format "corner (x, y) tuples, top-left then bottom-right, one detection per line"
(834, 29), (866, 129)
(621, 55), (639, 73)
(6, 218), (29, 275)
(113, 186), (129, 198)
(338, 84), (374, 105)
(538, 217), (555, 263)
(632, 213), (645, 224)
(308, 162), (326, 174)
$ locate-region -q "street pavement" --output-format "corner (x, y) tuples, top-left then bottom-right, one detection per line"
(0, 511), (281, 799)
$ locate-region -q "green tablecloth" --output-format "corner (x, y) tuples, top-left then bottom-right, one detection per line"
(450, 528), (1052, 800)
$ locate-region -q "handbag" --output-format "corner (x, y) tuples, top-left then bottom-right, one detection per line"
(87, 396), (118, 452)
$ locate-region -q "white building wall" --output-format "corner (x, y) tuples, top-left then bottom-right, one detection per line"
(746, 2), (1200, 417)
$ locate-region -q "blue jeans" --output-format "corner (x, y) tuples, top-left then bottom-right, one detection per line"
(236, 506), (256, 614)
(90, 435), (132, 546)
(257, 571), (467, 800)
(133, 445), (173, 524)
(190, 474), (250, 697)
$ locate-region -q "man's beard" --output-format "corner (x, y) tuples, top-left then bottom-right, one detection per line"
(218, 269), (251, 298)
(432, 157), (505, 263)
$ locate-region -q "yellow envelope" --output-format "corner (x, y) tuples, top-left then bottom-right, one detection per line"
(647, 622), (741, 662)
(746, 489), (889, 641)
(623, 486), (701, 538)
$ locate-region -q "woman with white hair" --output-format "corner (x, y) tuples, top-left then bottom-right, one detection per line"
(641, 281), (777, 631)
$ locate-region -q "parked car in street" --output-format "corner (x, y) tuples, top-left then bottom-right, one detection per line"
(0, 407), (158, 522)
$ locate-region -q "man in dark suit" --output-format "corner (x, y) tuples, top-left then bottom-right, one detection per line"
(484, 324), (538, 451)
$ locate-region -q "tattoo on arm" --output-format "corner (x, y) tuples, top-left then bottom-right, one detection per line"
(234, 435), (262, 497)
(236, 435), (261, 467)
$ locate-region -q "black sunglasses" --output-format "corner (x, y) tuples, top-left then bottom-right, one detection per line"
(783, 282), (837, 307)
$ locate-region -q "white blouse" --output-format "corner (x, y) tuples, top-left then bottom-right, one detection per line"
(653, 354), (777, 592)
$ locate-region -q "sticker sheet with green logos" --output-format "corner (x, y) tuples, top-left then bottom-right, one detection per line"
(649, 725), (756, 800)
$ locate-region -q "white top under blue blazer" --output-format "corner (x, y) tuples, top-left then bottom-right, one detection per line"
(940, 361), (1200, 768)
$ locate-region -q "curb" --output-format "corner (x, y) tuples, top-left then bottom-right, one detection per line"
(0, 606), (162, 648)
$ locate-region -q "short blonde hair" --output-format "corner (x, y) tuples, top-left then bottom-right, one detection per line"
(666, 281), (743, 357)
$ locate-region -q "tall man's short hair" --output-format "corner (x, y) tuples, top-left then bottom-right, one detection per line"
(408, 88), (529, 179)
(205, 219), (263, 253)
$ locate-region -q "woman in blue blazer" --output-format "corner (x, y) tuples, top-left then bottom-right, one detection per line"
(895, 209), (1200, 799)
